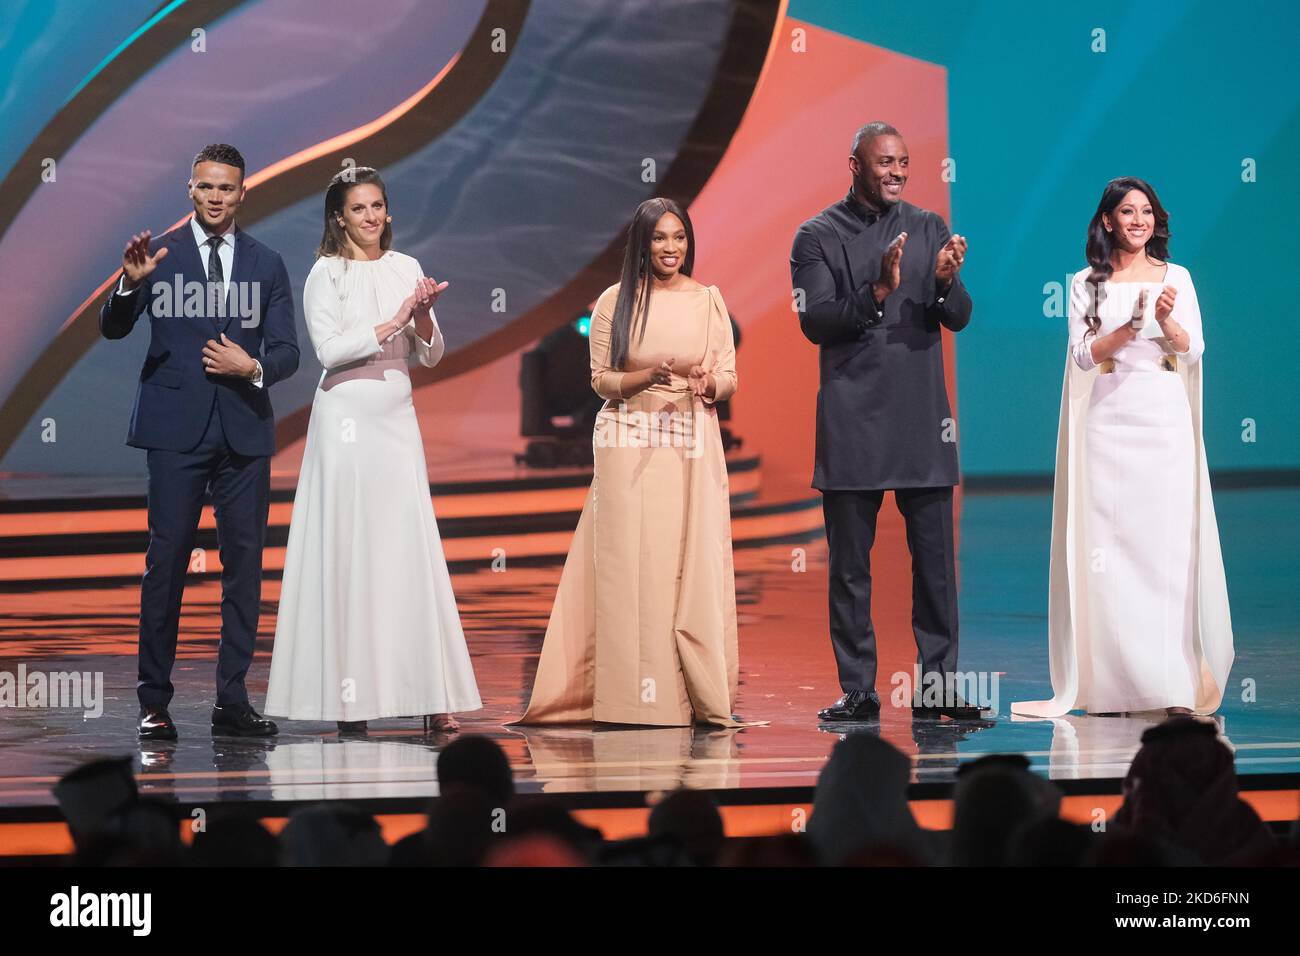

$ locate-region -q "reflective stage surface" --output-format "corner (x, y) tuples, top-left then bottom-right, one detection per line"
(1, 489), (1297, 808)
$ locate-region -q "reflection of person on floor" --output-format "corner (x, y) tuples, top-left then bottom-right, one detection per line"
(517, 198), (753, 727)
(790, 122), (980, 722)
(263, 166), (481, 736)
(99, 144), (299, 742)
(1013, 177), (1233, 720)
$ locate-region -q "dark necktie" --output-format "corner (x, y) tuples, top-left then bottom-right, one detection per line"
(206, 235), (225, 323)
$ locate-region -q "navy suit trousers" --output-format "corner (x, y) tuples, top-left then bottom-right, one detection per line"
(137, 395), (270, 709)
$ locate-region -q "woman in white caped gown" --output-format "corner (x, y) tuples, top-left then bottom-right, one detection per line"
(265, 167), (481, 734)
(1013, 176), (1232, 720)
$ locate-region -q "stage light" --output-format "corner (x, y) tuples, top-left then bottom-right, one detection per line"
(518, 310), (605, 467)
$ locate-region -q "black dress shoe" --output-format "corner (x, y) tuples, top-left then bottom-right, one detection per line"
(818, 690), (881, 721)
(138, 707), (178, 741)
(913, 693), (991, 721)
(211, 702), (278, 737)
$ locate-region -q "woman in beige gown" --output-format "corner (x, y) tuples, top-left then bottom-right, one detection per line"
(517, 198), (752, 728)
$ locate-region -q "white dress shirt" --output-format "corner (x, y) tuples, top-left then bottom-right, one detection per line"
(189, 215), (235, 299)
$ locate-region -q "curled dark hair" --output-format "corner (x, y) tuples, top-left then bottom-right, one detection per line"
(1081, 176), (1171, 337)
(607, 198), (695, 370)
(316, 166), (393, 259)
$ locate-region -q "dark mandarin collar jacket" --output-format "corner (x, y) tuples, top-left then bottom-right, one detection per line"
(790, 192), (972, 490)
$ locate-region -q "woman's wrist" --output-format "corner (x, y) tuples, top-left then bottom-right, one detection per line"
(1156, 316), (1185, 347)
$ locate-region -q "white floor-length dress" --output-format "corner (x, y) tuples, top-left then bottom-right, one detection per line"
(1013, 262), (1233, 718)
(265, 250), (482, 722)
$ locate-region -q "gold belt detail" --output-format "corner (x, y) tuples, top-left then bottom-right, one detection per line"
(1099, 355), (1177, 374)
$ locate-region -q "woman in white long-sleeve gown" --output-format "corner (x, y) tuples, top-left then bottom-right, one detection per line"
(1013, 176), (1232, 721)
(266, 167), (481, 734)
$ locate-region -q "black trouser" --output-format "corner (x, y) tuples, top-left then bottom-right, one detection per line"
(821, 487), (959, 696)
(138, 398), (269, 710)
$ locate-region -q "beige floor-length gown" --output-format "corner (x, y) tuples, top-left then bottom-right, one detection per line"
(517, 281), (752, 727)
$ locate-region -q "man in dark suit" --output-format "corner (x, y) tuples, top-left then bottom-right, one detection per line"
(100, 143), (299, 739)
(791, 122), (981, 721)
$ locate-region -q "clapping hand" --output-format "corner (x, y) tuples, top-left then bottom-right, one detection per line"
(649, 359), (675, 387)
(934, 234), (966, 289)
(121, 230), (170, 291)
(389, 277), (448, 342)
(687, 365), (715, 399)
(875, 232), (907, 299)
(1154, 285), (1177, 324)
(410, 276), (448, 323)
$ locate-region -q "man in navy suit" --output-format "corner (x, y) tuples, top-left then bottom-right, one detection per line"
(100, 143), (299, 739)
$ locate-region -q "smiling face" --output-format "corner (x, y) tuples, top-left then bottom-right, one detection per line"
(649, 212), (688, 279)
(338, 183), (387, 253)
(850, 133), (908, 208)
(1104, 189), (1156, 253)
(188, 161), (244, 234)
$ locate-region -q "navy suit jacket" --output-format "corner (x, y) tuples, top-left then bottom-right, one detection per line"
(99, 223), (300, 457)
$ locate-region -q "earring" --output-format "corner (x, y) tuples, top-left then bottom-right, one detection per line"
(385, 216), (392, 222)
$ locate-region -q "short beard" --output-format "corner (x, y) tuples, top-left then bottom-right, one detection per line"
(854, 176), (900, 210)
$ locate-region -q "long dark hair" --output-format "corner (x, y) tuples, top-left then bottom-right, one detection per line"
(1081, 176), (1171, 336)
(316, 167), (393, 259)
(608, 198), (696, 369)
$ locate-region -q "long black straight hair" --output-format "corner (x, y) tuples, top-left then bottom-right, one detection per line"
(607, 198), (696, 369)
(1081, 176), (1171, 336)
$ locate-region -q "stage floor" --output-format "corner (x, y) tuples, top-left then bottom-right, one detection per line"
(1, 488), (1297, 809)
